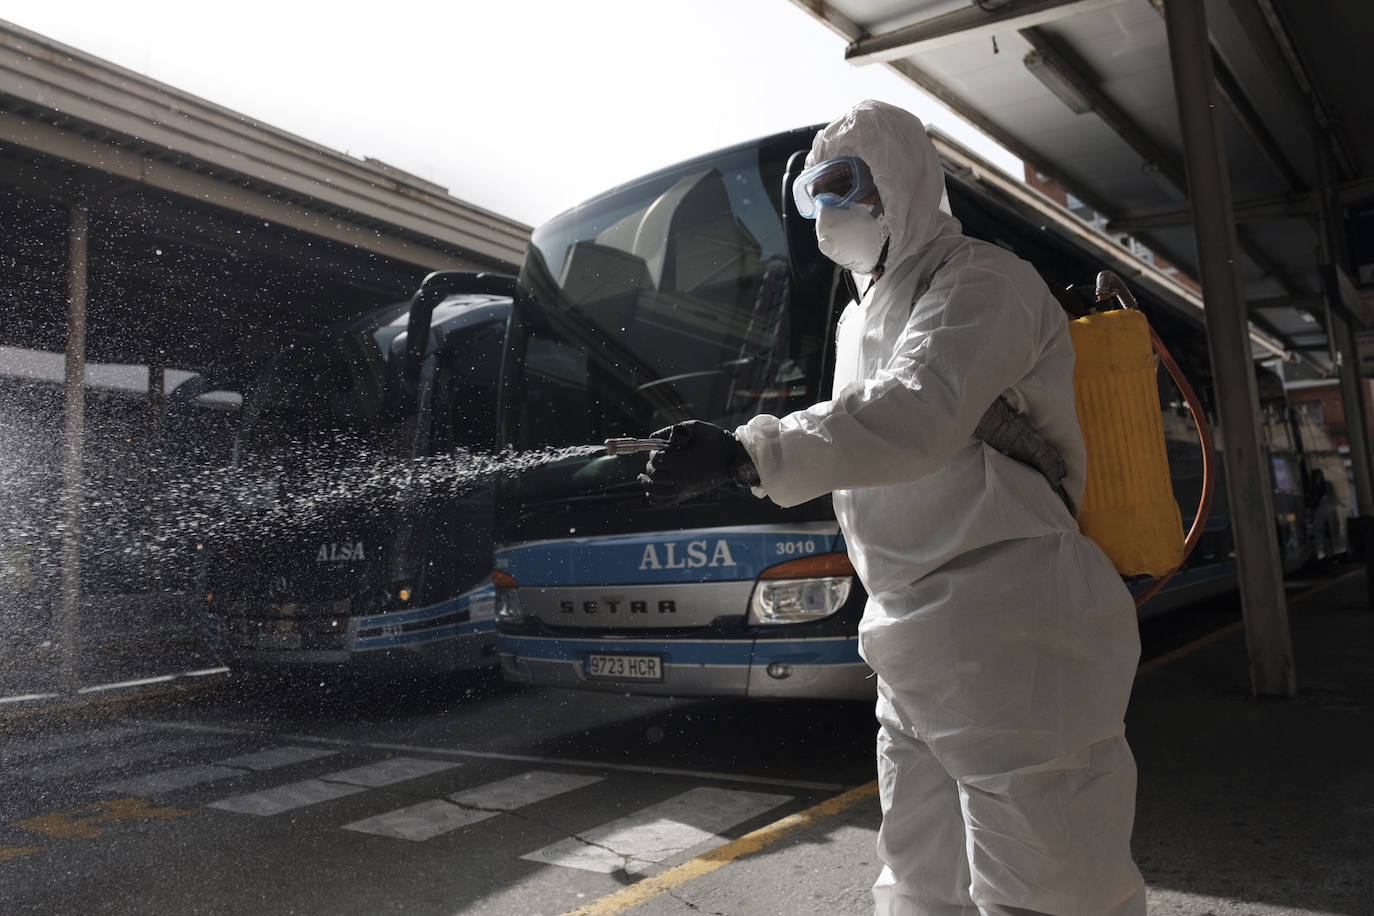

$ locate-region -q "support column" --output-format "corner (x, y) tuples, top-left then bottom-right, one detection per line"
(1163, 0), (1295, 696)
(1315, 137), (1374, 604)
(1328, 315), (1373, 510)
(58, 202), (89, 693)
(1328, 313), (1374, 590)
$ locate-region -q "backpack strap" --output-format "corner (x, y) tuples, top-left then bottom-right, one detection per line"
(975, 395), (1075, 515)
(901, 265), (1075, 516)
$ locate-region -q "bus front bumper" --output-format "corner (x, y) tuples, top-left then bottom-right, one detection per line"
(497, 633), (873, 700)
(206, 603), (498, 674)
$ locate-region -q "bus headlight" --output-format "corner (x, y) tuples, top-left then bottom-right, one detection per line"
(748, 553), (854, 625)
(493, 569), (524, 618)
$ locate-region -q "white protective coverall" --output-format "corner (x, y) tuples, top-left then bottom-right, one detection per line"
(736, 101), (1146, 915)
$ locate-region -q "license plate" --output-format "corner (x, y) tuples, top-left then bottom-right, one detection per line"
(256, 631), (301, 650)
(585, 653), (662, 682)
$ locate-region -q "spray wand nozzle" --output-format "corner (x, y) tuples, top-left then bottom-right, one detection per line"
(603, 437), (670, 456)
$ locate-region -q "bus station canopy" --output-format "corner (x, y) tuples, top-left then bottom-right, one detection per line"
(0, 20), (530, 391)
(788, 0), (1374, 379)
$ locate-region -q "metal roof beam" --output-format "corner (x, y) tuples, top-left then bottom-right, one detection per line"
(1210, 49), (1307, 191)
(1108, 192), (1318, 231)
(1109, 171), (1374, 232)
(1223, 0), (1358, 180)
(1018, 28), (1313, 299)
(844, 0), (1121, 65)
(1147, 0), (1312, 192)
(1248, 296), (1324, 312)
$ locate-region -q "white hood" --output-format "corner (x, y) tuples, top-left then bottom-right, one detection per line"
(805, 100), (956, 265)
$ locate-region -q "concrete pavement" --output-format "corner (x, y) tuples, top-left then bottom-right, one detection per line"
(3, 572), (1370, 915)
(596, 569), (1374, 915)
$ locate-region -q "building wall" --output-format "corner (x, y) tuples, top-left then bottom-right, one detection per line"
(1285, 380), (1374, 450)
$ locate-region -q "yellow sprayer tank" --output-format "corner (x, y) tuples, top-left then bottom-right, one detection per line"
(1070, 307), (1184, 577)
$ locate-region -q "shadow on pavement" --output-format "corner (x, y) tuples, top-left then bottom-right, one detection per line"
(1128, 568), (1374, 912)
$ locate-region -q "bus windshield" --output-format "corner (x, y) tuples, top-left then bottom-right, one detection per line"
(238, 308), (408, 458)
(511, 137), (832, 451)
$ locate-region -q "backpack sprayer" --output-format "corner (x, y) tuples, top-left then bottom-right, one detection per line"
(1072, 270), (1215, 607)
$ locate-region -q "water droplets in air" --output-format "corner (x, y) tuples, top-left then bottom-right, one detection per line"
(0, 386), (602, 602)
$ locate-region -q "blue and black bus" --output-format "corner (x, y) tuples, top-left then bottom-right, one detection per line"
(205, 273), (513, 674)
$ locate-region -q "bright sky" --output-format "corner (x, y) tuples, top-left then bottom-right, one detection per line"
(3, 0), (1020, 227)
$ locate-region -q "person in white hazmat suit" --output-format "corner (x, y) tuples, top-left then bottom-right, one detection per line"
(640, 100), (1146, 914)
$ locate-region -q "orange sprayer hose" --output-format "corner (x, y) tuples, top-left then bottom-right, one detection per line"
(1132, 327), (1216, 608)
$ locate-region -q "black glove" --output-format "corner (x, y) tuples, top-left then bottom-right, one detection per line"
(638, 420), (760, 505)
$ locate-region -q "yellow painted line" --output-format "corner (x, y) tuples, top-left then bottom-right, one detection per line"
(14, 797), (193, 841)
(1288, 567), (1364, 607)
(0, 845), (43, 864)
(1136, 568), (1364, 676)
(558, 781), (879, 916)
(1136, 620), (1244, 675)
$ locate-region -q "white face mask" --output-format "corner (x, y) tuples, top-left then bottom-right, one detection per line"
(816, 204), (888, 276)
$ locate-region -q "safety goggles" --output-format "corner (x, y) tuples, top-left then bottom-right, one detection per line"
(792, 156), (878, 219)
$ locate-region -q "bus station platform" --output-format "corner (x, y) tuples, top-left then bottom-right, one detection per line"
(1, 571), (1369, 915)
(1125, 567), (1374, 914)
(611, 567), (1374, 916)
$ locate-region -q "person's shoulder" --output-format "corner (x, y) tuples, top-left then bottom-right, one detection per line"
(927, 237), (1037, 297)
(957, 237), (1057, 295)
(927, 238), (1063, 331)
(956, 234), (1037, 274)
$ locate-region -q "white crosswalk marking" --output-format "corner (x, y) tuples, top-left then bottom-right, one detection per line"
(520, 787), (791, 874)
(209, 779), (366, 816)
(323, 757), (460, 787)
(100, 744), (338, 796)
(103, 763), (244, 796)
(216, 746), (338, 770)
(343, 770), (604, 842)
(448, 770), (604, 811)
(343, 799), (498, 841)
(209, 756), (459, 816)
